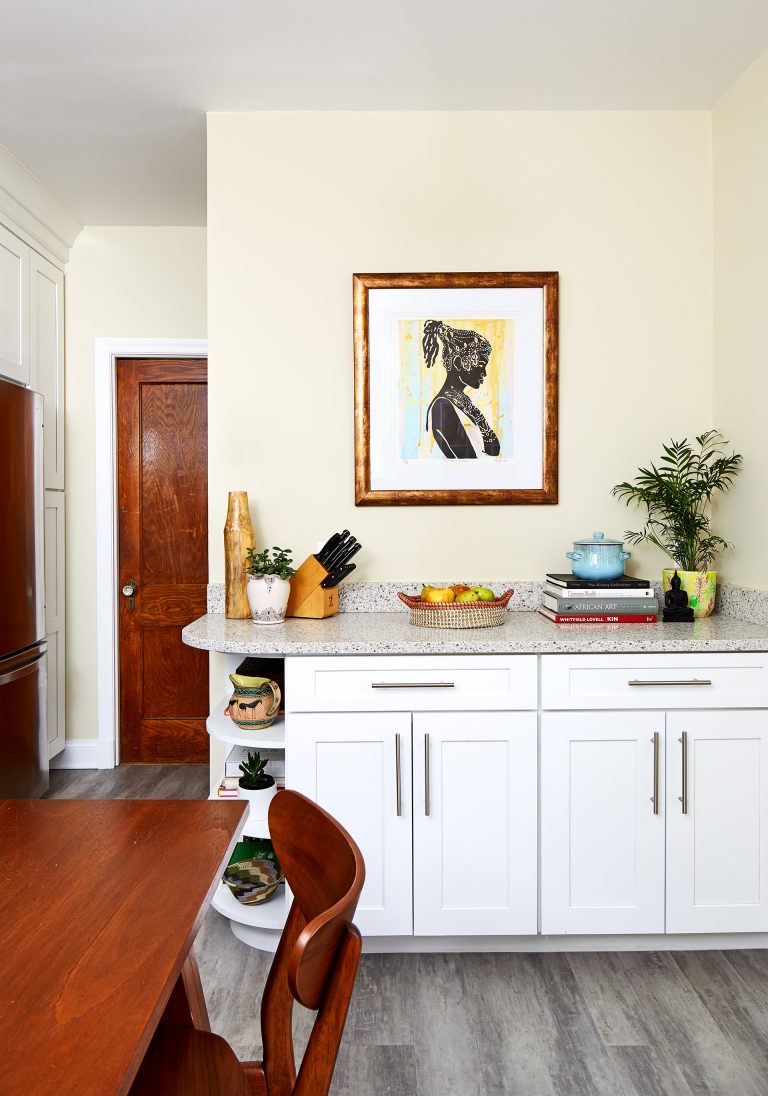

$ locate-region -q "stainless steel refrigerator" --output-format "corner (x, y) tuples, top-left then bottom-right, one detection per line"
(0, 377), (47, 797)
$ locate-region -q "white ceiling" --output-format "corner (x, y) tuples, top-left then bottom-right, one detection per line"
(2, 0), (767, 226)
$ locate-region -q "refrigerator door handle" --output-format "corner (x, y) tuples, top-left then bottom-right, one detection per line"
(0, 656), (43, 687)
(33, 393), (45, 639)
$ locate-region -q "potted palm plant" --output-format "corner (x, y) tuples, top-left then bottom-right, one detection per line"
(237, 750), (277, 819)
(612, 430), (742, 618)
(245, 546), (296, 625)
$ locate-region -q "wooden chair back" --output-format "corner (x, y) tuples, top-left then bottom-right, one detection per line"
(253, 790), (365, 1096)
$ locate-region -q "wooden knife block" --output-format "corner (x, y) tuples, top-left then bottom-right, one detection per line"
(286, 555), (339, 619)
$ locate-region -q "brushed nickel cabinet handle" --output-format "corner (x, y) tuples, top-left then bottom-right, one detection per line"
(679, 731), (689, 814)
(372, 682), (455, 689)
(651, 732), (660, 815)
(628, 679), (712, 687)
(395, 732), (402, 817)
(424, 733), (430, 817)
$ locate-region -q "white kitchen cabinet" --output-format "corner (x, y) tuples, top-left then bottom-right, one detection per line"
(288, 711), (413, 936)
(0, 223), (30, 385)
(44, 490), (65, 757)
(666, 710), (768, 933)
(29, 252), (64, 489)
(412, 711), (537, 936)
(541, 710), (666, 934)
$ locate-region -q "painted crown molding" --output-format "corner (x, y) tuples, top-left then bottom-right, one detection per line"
(0, 140), (82, 266)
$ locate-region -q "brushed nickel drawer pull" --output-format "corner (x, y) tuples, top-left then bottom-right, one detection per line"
(395, 733), (402, 817)
(651, 732), (660, 815)
(679, 731), (689, 814)
(371, 682), (455, 689)
(628, 679), (712, 687)
(424, 733), (430, 817)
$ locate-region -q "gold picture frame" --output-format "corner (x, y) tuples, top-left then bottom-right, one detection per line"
(353, 271), (559, 506)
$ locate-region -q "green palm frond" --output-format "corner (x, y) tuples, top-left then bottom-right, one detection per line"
(612, 431), (742, 571)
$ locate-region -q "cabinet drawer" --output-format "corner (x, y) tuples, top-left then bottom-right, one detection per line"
(541, 653), (768, 710)
(286, 655), (537, 712)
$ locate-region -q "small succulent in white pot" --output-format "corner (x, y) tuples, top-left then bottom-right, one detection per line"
(245, 546), (295, 625)
(237, 749), (277, 819)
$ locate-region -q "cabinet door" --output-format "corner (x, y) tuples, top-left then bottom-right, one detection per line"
(44, 490), (65, 757)
(0, 223), (29, 385)
(666, 710), (768, 932)
(541, 711), (665, 934)
(287, 712), (413, 936)
(29, 253), (64, 488)
(412, 711), (537, 935)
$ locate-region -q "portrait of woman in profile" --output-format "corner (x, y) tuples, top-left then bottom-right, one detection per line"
(422, 320), (501, 459)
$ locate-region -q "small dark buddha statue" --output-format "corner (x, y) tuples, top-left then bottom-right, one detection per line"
(663, 571), (695, 623)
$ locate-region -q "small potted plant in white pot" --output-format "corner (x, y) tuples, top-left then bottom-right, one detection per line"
(237, 750), (276, 820)
(612, 430), (742, 618)
(245, 546), (295, 624)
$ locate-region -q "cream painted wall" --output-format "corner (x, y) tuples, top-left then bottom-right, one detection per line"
(713, 48), (768, 589)
(207, 111), (713, 585)
(65, 227), (206, 741)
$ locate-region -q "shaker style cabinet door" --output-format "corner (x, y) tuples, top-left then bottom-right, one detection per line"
(29, 252), (64, 488)
(541, 711), (665, 935)
(666, 710), (768, 933)
(0, 223), (30, 385)
(287, 711), (413, 936)
(412, 711), (538, 936)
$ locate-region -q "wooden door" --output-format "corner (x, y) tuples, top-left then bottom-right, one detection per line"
(117, 358), (208, 763)
(666, 710), (768, 933)
(412, 711), (537, 936)
(541, 710), (665, 935)
(287, 712), (413, 936)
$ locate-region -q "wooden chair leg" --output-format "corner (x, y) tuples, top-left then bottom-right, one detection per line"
(293, 926), (362, 1096)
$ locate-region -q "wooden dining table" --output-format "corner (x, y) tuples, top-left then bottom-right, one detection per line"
(0, 798), (246, 1095)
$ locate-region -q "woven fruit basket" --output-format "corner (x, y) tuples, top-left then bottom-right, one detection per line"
(397, 589), (514, 630)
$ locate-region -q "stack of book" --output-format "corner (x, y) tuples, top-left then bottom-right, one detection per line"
(539, 573), (658, 624)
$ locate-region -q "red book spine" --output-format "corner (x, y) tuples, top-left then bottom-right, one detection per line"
(544, 613), (657, 624)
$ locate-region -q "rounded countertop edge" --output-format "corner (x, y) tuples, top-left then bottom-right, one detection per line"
(181, 613), (768, 657)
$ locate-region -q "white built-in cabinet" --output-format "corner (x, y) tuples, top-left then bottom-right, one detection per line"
(0, 218), (66, 757)
(540, 654), (768, 937)
(0, 223), (29, 385)
(286, 655), (538, 939)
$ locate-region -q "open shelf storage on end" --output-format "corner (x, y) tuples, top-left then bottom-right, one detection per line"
(206, 695), (285, 749)
(212, 882), (289, 950)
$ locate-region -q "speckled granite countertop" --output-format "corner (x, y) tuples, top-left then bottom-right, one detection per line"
(182, 611), (768, 656)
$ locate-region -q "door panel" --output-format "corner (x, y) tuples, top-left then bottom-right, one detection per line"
(29, 251), (64, 488)
(541, 710), (665, 934)
(117, 358), (208, 763)
(666, 710), (768, 932)
(287, 712), (413, 936)
(0, 224), (29, 385)
(412, 711), (537, 935)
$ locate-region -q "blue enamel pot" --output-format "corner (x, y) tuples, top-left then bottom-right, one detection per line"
(566, 532), (631, 581)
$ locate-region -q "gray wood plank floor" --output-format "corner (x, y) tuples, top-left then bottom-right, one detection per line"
(47, 767), (768, 1096)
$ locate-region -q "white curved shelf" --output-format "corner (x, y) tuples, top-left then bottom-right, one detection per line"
(207, 794), (273, 838)
(207, 694), (285, 748)
(212, 880), (288, 932)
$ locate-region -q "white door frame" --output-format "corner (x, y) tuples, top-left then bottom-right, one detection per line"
(94, 338), (208, 767)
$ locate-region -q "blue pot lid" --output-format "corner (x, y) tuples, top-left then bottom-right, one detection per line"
(573, 531), (624, 546)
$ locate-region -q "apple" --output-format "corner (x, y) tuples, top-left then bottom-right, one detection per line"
(451, 584), (471, 595)
(424, 587), (455, 603)
(472, 587), (495, 602)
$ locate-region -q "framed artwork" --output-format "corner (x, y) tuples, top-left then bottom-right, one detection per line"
(353, 272), (558, 506)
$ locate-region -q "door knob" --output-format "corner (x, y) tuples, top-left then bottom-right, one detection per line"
(122, 580), (137, 611)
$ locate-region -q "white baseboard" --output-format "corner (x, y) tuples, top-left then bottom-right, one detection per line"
(50, 738), (116, 770)
(360, 931), (768, 954)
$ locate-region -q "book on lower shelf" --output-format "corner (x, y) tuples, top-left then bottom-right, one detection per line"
(540, 573), (657, 625)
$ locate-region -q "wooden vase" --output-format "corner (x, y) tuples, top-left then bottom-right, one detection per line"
(224, 491), (255, 619)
